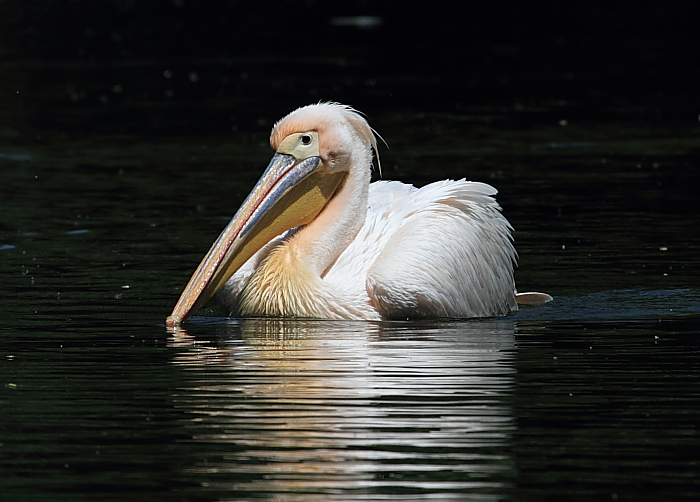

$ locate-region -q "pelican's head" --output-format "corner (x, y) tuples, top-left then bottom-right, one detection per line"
(166, 103), (379, 326)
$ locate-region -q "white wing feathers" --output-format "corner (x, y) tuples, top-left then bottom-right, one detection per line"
(327, 179), (518, 319)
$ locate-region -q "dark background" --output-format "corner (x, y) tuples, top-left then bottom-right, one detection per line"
(3, 1), (698, 65)
(2, 1), (699, 138)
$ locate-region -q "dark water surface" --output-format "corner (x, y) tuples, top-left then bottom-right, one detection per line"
(2, 10), (700, 500)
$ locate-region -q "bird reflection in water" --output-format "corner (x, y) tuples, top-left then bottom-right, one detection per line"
(167, 319), (518, 499)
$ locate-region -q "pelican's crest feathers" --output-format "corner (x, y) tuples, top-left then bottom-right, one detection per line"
(271, 102), (381, 173)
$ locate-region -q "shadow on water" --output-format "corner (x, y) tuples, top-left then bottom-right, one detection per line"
(516, 288), (700, 323)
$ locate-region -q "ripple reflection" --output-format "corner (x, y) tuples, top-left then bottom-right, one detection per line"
(169, 319), (517, 500)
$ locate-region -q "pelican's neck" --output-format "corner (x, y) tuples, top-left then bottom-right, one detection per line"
(288, 155), (371, 277)
(238, 139), (375, 319)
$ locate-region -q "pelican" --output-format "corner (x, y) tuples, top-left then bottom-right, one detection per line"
(166, 103), (550, 326)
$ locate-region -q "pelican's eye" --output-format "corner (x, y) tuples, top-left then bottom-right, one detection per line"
(276, 131), (319, 159)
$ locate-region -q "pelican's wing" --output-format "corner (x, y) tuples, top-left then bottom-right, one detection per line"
(363, 179), (518, 319)
(323, 181), (418, 296)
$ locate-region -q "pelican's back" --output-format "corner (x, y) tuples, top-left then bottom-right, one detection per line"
(328, 179), (517, 319)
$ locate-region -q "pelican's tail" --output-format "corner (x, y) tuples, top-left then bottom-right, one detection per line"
(515, 291), (553, 305)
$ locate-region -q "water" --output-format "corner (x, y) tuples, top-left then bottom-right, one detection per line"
(3, 315), (699, 501)
(2, 9), (700, 500)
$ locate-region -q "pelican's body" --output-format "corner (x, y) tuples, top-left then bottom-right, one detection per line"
(219, 179), (517, 320)
(167, 103), (549, 326)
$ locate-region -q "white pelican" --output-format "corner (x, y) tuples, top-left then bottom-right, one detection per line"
(166, 103), (550, 326)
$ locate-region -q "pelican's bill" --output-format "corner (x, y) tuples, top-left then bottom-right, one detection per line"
(166, 153), (347, 326)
